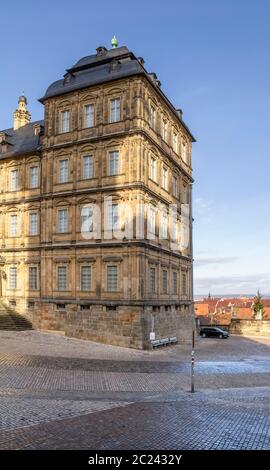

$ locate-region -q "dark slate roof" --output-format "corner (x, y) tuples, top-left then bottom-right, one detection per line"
(39, 46), (195, 141)
(0, 120), (43, 159)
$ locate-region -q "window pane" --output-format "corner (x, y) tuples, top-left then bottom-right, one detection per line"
(30, 166), (39, 188)
(10, 214), (18, 236)
(160, 212), (168, 239)
(150, 157), (156, 181)
(108, 151), (119, 176)
(9, 267), (17, 289)
(59, 159), (69, 183)
(149, 267), (156, 293)
(173, 272), (178, 294)
(81, 206), (93, 233)
(110, 99), (120, 123)
(84, 104), (94, 128)
(58, 209), (68, 233)
(162, 270), (168, 293)
(29, 213), (38, 235)
(107, 204), (120, 230)
(150, 106), (155, 129)
(83, 155), (93, 179)
(182, 272), (187, 295)
(10, 170), (19, 191)
(58, 266), (67, 291)
(149, 207), (156, 235)
(61, 111), (70, 133)
(107, 265), (118, 291)
(29, 267), (38, 290)
(81, 265), (92, 291)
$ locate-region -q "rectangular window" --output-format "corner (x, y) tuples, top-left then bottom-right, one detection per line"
(108, 203), (119, 230)
(10, 214), (18, 236)
(29, 266), (38, 290)
(182, 271), (187, 295)
(162, 121), (167, 141)
(10, 169), (19, 191)
(107, 265), (118, 292)
(83, 155), (93, 179)
(149, 157), (157, 182)
(173, 133), (178, 153)
(160, 212), (168, 239)
(9, 267), (17, 289)
(84, 104), (94, 128)
(149, 267), (156, 293)
(150, 106), (155, 129)
(108, 151), (120, 176)
(162, 269), (168, 294)
(172, 218), (178, 242)
(81, 206), (93, 233)
(60, 110), (70, 133)
(58, 266), (68, 291)
(110, 98), (121, 123)
(59, 159), (69, 183)
(173, 271), (178, 294)
(173, 176), (177, 197)
(81, 265), (92, 291)
(58, 209), (68, 233)
(182, 142), (188, 163)
(29, 166), (39, 189)
(29, 213), (39, 236)
(162, 167), (168, 190)
(148, 206), (156, 236)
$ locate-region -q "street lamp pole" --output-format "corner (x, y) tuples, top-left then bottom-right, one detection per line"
(189, 182), (195, 393)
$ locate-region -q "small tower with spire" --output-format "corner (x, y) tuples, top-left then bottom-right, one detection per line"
(13, 94), (31, 130)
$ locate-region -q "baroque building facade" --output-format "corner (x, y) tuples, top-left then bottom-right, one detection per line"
(0, 42), (195, 348)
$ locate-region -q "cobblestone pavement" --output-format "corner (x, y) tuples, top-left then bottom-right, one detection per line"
(0, 331), (269, 449)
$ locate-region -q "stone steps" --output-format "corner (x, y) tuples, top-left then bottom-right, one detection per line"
(0, 304), (33, 331)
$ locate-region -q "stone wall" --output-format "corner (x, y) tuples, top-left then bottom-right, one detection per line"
(230, 319), (270, 337)
(24, 302), (192, 349)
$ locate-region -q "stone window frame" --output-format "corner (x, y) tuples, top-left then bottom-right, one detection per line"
(149, 266), (156, 294)
(8, 212), (20, 237)
(181, 270), (188, 296)
(149, 104), (156, 130)
(59, 109), (71, 134)
(105, 262), (122, 293)
(149, 153), (158, 183)
(162, 164), (169, 191)
(56, 206), (70, 234)
(172, 270), (178, 295)
(161, 268), (168, 294)
(80, 263), (93, 292)
(8, 265), (18, 290)
(109, 96), (121, 124)
(56, 264), (69, 292)
(58, 157), (70, 184)
(28, 164), (40, 189)
(81, 154), (94, 180)
(83, 102), (95, 129)
(28, 210), (40, 236)
(9, 167), (20, 192)
(28, 264), (39, 291)
(107, 149), (121, 176)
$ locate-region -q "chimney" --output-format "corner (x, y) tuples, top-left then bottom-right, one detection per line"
(13, 94), (31, 130)
(176, 109), (183, 119)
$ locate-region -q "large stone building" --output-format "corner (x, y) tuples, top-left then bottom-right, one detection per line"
(0, 40), (195, 348)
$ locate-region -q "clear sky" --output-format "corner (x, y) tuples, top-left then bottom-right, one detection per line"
(0, 0), (269, 296)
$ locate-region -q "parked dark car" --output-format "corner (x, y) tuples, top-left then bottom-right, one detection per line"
(199, 327), (229, 339)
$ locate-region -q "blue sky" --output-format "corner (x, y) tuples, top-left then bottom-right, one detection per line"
(1, 0), (269, 295)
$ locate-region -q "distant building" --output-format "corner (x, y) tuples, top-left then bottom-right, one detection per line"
(195, 296), (270, 326)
